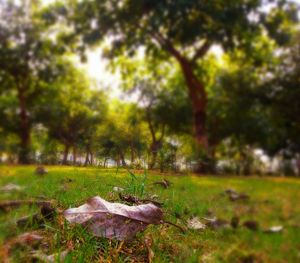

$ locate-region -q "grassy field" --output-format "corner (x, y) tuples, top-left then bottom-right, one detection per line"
(0, 166), (300, 262)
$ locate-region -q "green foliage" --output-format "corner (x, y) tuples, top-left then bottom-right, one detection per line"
(259, 36), (300, 157)
(0, 1), (69, 163)
(66, 0), (297, 59)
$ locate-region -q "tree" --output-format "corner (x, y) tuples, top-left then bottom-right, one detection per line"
(260, 35), (300, 174)
(79, 90), (108, 166)
(39, 63), (106, 165)
(60, 0), (297, 153)
(97, 102), (147, 167)
(116, 57), (192, 168)
(0, 1), (66, 163)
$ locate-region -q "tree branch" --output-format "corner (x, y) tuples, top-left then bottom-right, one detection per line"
(151, 32), (186, 64)
(192, 40), (211, 63)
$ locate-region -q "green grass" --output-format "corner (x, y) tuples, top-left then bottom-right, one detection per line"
(0, 166), (300, 262)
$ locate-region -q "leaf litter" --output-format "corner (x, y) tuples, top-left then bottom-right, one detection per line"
(0, 183), (24, 192)
(225, 189), (250, 202)
(187, 217), (206, 230)
(35, 166), (48, 176)
(32, 250), (70, 263)
(63, 196), (164, 240)
(0, 231), (45, 263)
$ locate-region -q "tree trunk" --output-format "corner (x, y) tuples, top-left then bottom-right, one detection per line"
(17, 88), (31, 164)
(146, 110), (165, 170)
(84, 151), (89, 166)
(89, 151), (94, 165)
(120, 152), (127, 167)
(62, 144), (69, 165)
(73, 146), (77, 165)
(116, 157), (120, 167)
(130, 143), (135, 164)
(178, 59), (208, 150)
(149, 151), (158, 170)
(152, 34), (208, 150)
(103, 157), (108, 168)
(297, 155), (300, 177)
(149, 140), (162, 169)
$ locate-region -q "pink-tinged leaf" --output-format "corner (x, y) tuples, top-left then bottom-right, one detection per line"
(63, 196), (163, 240)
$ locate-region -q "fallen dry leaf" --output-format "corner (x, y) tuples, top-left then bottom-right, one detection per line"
(264, 225), (283, 233)
(225, 189), (249, 202)
(1, 231), (44, 263)
(231, 216), (240, 229)
(0, 183), (23, 192)
(63, 196), (163, 240)
(35, 166), (48, 176)
(202, 217), (230, 230)
(187, 217), (206, 230)
(32, 250), (69, 263)
(113, 186), (124, 192)
(243, 220), (259, 231)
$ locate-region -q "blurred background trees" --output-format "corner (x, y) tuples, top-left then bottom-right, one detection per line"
(0, 0), (299, 176)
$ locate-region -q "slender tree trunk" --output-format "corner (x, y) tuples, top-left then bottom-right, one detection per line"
(62, 144), (69, 165)
(89, 151), (94, 165)
(120, 152), (127, 167)
(297, 155), (300, 177)
(17, 87), (31, 164)
(130, 143), (135, 164)
(103, 157), (108, 168)
(73, 146), (77, 165)
(84, 151), (89, 166)
(146, 110), (165, 170)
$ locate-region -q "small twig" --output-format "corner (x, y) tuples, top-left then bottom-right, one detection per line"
(163, 220), (186, 233)
(119, 193), (163, 207)
(0, 200), (53, 211)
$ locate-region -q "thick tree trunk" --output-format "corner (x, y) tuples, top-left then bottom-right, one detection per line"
(178, 59), (208, 150)
(152, 34), (209, 151)
(17, 88), (31, 164)
(62, 144), (69, 165)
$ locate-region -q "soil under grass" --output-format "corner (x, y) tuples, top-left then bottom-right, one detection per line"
(0, 165), (300, 262)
